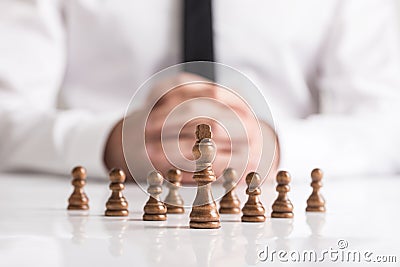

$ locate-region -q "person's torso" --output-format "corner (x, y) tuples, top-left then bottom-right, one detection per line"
(60, 0), (338, 119)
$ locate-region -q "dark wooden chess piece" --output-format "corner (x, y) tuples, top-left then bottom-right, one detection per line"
(271, 170), (294, 218)
(105, 168), (129, 216)
(306, 168), (326, 212)
(241, 172), (266, 222)
(164, 169), (185, 214)
(143, 171), (167, 221)
(219, 168), (241, 214)
(189, 124), (221, 229)
(67, 166), (89, 210)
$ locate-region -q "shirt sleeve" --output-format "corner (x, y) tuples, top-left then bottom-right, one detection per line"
(0, 0), (121, 178)
(278, 0), (400, 178)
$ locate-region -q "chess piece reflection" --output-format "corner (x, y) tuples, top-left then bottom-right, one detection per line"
(222, 222), (241, 253)
(242, 172), (266, 222)
(306, 212), (326, 238)
(271, 218), (293, 251)
(164, 169), (185, 214)
(306, 168), (326, 212)
(144, 225), (167, 266)
(143, 171), (167, 221)
(67, 166), (89, 210)
(189, 124), (220, 229)
(105, 168), (129, 216)
(305, 213), (334, 251)
(242, 223), (266, 265)
(104, 219), (128, 257)
(271, 171), (294, 218)
(190, 229), (219, 267)
(219, 168), (241, 214)
(165, 227), (182, 253)
(68, 214), (88, 244)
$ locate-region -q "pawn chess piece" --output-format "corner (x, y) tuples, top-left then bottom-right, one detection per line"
(143, 171), (167, 221)
(105, 168), (129, 216)
(189, 124), (220, 229)
(241, 172), (266, 222)
(219, 168), (241, 214)
(164, 169), (184, 214)
(271, 171), (294, 218)
(306, 168), (326, 212)
(67, 166), (89, 210)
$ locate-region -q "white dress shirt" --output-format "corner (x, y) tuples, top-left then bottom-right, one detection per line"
(0, 0), (399, 179)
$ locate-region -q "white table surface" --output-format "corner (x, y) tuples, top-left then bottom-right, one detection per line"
(0, 172), (399, 267)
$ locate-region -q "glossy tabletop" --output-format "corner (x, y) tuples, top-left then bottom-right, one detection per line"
(0, 172), (399, 267)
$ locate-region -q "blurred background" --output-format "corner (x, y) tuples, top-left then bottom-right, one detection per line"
(0, 0), (399, 182)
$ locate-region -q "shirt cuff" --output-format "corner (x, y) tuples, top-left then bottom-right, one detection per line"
(66, 112), (122, 179)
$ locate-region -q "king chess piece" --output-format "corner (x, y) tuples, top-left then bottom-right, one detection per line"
(189, 124), (221, 229)
(67, 166), (89, 210)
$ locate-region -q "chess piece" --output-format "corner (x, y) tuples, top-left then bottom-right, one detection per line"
(306, 168), (326, 212)
(219, 168), (241, 214)
(164, 169), (184, 214)
(105, 168), (129, 216)
(67, 166), (89, 210)
(241, 172), (266, 222)
(189, 124), (221, 229)
(143, 171), (167, 221)
(271, 171), (294, 218)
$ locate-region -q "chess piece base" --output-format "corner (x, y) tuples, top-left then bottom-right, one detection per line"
(105, 210), (129, 216)
(271, 212), (294, 218)
(306, 206), (326, 212)
(143, 214), (167, 221)
(166, 205), (185, 214)
(241, 215), (266, 222)
(219, 207), (241, 214)
(190, 221), (221, 229)
(189, 203), (220, 228)
(68, 204), (89, 210)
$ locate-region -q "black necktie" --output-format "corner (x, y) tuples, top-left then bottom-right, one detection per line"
(183, 0), (215, 80)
